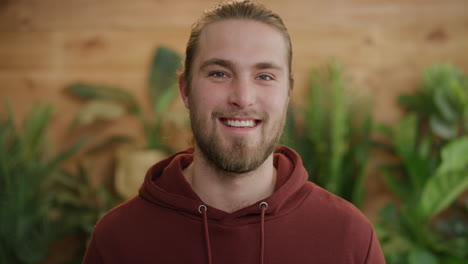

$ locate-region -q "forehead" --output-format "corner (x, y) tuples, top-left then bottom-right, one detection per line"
(194, 19), (288, 69)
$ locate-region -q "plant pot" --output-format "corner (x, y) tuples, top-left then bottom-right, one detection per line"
(115, 148), (166, 200)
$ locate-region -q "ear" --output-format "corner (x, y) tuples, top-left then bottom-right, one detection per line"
(178, 76), (190, 108)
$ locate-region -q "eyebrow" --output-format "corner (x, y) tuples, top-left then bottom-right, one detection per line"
(200, 58), (234, 71)
(199, 58), (284, 72)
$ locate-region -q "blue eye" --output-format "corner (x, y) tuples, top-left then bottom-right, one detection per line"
(257, 75), (272, 81)
(210, 71), (228, 78)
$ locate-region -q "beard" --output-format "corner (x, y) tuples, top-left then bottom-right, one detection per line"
(189, 98), (288, 174)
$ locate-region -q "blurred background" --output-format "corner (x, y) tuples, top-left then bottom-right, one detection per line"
(0, 0), (467, 263)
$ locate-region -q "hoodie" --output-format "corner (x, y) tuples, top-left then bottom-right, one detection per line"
(83, 146), (385, 264)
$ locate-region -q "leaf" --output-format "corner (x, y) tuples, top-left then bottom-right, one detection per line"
(153, 83), (178, 124)
(430, 115), (458, 139)
(437, 137), (468, 174)
(72, 100), (127, 127)
(394, 114), (417, 160)
(374, 123), (394, 140)
(395, 114), (431, 190)
(19, 105), (54, 162)
(45, 137), (88, 173)
(408, 247), (439, 264)
(398, 92), (435, 115)
(65, 83), (139, 113)
(326, 63), (349, 195)
(381, 167), (411, 202)
(148, 47), (181, 107)
(420, 137), (468, 218)
(351, 110), (372, 208)
(434, 89), (459, 122)
(85, 135), (134, 154)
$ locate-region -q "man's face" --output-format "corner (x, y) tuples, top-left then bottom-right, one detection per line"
(181, 19), (290, 174)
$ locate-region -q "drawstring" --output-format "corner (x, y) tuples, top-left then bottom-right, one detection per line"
(259, 201), (268, 264)
(198, 205), (212, 264)
(198, 202), (268, 264)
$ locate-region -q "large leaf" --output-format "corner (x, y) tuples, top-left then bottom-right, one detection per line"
(326, 63), (348, 195)
(408, 247), (439, 264)
(351, 108), (372, 207)
(70, 100), (127, 128)
(430, 115), (458, 140)
(398, 91), (435, 115)
(434, 88), (458, 122)
(153, 83), (179, 127)
(65, 83), (139, 113)
(437, 137), (468, 174)
(394, 114), (431, 191)
(148, 47), (181, 107)
(420, 137), (468, 218)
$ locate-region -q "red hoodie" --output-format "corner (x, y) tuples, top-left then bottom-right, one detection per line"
(83, 146), (385, 264)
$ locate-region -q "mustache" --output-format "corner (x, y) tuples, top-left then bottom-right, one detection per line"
(212, 110), (267, 120)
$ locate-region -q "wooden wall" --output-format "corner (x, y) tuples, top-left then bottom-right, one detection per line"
(1, 0), (468, 215)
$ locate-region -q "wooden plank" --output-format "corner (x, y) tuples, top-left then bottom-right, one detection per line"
(1, 0), (467, 30)
(2, 23), (467, 71)
(0, 29), (189, 71)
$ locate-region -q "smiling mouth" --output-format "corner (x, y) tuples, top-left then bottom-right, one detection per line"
(219, 118), (261, 128)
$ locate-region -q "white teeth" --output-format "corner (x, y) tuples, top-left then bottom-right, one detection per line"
(225, 119), (255, 128)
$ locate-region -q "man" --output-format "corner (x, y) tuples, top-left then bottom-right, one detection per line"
(83, 1), (385, 263)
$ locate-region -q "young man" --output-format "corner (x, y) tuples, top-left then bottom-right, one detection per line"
(83, 1), (385, 263)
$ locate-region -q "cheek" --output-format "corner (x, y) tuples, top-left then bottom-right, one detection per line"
(262, 89), (289, 111)
(190, 86), (226, 114)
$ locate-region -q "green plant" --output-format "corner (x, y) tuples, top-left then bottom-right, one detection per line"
(283, 62), (373, 208)
(398, 64), (467, 139)
(376, 64), (468, 264)
(51, 163), (118, 264)
(65, 46), (183, 152)
(0, 104), (85, 264)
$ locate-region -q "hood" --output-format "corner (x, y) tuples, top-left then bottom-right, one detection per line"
(138, 145), (311, 223)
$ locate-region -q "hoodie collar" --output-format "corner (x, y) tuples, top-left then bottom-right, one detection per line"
(139, 145), (309, 222)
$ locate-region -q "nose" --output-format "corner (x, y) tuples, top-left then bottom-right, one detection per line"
(228, 77), (255, 109)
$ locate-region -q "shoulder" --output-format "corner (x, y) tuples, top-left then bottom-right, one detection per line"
(301, 181), (373, 232)
(92, 196), (151, 236)
(297, 182), (384, 262)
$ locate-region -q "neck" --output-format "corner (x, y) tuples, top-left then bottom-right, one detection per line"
(183, 147), (277, 213)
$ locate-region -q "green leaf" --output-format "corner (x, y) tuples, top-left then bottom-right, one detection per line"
(351, 110), (372, 208)
(408, 247), (439, 264)
(148, 47), (181, 108)
(326, 63), (348, 195)
(71, 100), (127, 128)
(154, 83), (178, 123)
(436, 137), (468, 174)
(65, 83), (139, 113)
(394, 114), (431, 191)
(434, 88), (459, 122)
(398, 92), (435, 115)
(430, 115), (458, 139)
(381, 167), (411, 202)
(394, 114), (417, 160)
(419, 138), (468, 218)
(85, 135), (134, 154)
(374, 123), (394, 139)
(45, 137), (88, 173)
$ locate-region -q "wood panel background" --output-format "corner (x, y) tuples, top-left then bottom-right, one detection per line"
(1, 0), (468, 216)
